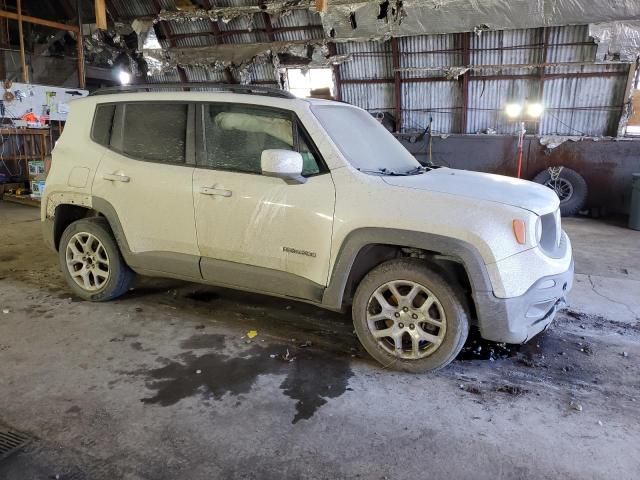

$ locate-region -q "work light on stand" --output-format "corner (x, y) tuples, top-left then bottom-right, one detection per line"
(504, 101), (545, 178)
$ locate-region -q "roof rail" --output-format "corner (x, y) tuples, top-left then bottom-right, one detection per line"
(89, 83), (296, 99)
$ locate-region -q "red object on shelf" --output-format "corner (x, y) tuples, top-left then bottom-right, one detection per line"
(20, 112), (47, 125)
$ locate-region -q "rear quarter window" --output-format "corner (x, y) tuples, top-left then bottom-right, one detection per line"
(91, 104), (116, 147)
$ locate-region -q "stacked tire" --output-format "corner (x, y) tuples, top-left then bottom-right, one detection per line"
(532, 167), (587, 216)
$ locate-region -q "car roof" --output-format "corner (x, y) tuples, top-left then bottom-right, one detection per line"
(73, 88), (353, 112)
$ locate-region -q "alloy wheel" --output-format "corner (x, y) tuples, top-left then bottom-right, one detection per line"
(366, 280), (447, 359)
(65, 232), (110, 291)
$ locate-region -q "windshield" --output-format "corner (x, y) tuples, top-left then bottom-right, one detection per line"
(311, 105), (420, 174)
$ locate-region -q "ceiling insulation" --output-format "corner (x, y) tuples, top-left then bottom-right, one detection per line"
(321, 0), (640, 41)
(589, 21), (640, 61)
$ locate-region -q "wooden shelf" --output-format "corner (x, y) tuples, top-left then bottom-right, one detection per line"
(0, 127), (57, 184)
(1, 155), (44, 160)
(0, 128), (50, 135)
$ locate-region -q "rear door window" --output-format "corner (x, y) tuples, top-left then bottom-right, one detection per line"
(110, 103), (189, 165)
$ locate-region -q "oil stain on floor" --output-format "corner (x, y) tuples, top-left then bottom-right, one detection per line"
(132, 334), (353, 424)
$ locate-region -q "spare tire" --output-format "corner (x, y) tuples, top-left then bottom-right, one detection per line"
(532, 167), (587, 216)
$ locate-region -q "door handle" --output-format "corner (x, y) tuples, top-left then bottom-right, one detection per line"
(103, 173), (130, 183)
(200, 187), (232, 197)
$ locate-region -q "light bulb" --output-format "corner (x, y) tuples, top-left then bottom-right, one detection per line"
(118, 70), (131, 85)
(526, 102), (544, 118)
(505, 103), (523, 118)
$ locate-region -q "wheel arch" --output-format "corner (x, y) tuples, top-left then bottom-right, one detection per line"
(52, 197), (131, 257)
(322, 228), (493, 313)
(52, 204), (101, 250)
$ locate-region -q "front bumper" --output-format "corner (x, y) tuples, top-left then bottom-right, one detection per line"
(474, 259), (574, 344)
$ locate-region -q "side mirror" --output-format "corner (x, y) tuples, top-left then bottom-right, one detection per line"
(261, 149), (306, 185)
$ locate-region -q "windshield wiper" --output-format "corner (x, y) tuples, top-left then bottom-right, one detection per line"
(357, 168), (405, 176)
(404, 165), (430, 175)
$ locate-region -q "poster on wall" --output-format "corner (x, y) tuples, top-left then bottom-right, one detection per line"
(1, 82), (88, 124)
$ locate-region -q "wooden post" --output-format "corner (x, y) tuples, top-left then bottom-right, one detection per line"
(95, 0), (107, 30)
(76, 30), (85, 88)
(0, 15), (7, 80)
(77, 0), (85, 88)
(315, 0), (327, 13)
(17, 0), (28, 83)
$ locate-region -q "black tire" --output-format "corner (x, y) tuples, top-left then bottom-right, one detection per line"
(58, 217), (134, 301)
(352, 258), (469, 373)
(532, 167), (587, 216)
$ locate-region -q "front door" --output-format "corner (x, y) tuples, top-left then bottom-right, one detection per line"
(193, 102), (335, 299)
(91, 102), (200, 277)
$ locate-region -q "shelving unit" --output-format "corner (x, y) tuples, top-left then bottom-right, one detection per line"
(0, 127), (58, 206)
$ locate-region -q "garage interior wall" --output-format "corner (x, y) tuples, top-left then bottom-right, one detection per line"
(9, 0), (636, 212)
(132, 1), (634, 139)
(334, 25), (630, 136)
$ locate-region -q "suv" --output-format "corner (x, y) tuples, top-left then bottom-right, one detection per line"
(42, 84), (573, 372)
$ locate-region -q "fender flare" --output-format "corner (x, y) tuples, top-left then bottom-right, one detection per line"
(321, 227), (493, 308)
(91, 197), (135, 261)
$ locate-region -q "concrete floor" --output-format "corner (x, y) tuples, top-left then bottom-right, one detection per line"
(1, 201), (639, 480)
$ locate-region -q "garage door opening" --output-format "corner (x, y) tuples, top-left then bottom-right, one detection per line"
(285, 68), (334, 99)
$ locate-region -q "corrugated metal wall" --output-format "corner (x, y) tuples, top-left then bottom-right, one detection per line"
(334, 25), (630, 136)
(140, 2), (630, 138)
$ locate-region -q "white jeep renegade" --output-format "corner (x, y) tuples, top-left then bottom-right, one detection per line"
(42, 84), (573, 372)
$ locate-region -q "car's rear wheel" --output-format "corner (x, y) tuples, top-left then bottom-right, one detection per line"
(59, 217), (133, 301)
(352, 259), (469, 372)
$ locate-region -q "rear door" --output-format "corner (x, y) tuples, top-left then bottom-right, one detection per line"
(192, 102), (336, 299)
(91, 101), (200, 277)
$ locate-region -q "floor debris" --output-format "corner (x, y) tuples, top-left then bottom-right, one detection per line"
(496, 385), (527, 396)
(570, 401), (583, 412)
(246, 330), (258, 339)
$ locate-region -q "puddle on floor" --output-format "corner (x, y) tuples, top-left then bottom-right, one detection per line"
(131, 334), (353, 424)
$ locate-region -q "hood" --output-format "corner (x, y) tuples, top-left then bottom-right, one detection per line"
(382, 168), (559, 215)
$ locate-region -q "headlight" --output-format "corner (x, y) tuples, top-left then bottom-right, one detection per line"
(554, 209), (562, 247)
(535, 216), (543, 245)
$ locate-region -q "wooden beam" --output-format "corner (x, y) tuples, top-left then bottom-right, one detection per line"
(0, 9), (79, 32)
(76, 28), (86, 88)
(95, 0), (107, 30)
(315, 0), (328, 13)
(16, 0), (28, 83)
(76, 0), (86, 88)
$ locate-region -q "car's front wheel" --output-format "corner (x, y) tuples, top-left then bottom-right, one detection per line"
(352, 259), (469, 372)
(58, 217), (133, 301)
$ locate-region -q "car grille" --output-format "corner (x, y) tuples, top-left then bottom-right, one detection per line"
(539, 209), (564, 258)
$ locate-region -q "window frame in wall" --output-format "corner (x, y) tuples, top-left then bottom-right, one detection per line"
(284, 67), (335, 98)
